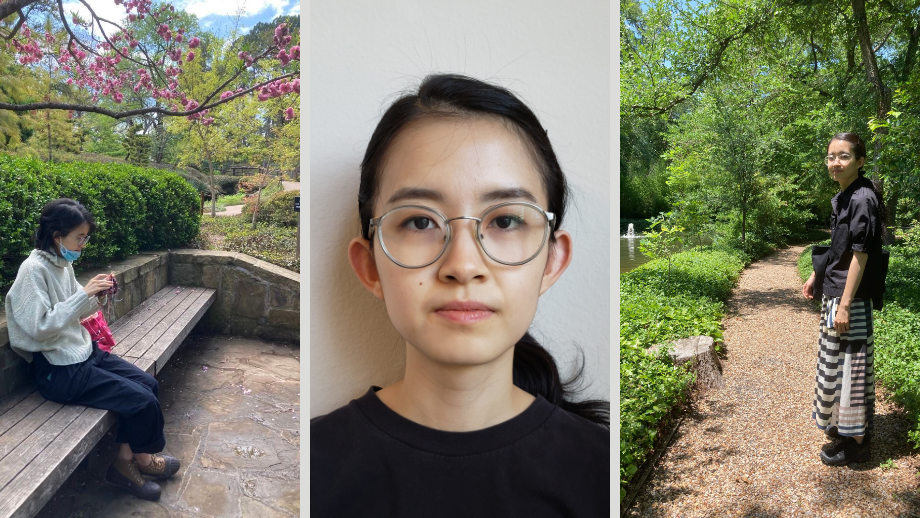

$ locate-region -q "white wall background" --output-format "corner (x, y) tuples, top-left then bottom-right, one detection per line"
(310, 0), (610, 417)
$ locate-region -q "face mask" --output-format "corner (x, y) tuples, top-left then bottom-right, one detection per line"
(59, 242), (81, 262)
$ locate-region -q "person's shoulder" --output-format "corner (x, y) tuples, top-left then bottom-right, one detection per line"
(540, 401), (610, 453)
(311, 390), (378, 449)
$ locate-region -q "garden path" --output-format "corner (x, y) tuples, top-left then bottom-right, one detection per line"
(212, 180), (300, 218)
(627, 245), (920, 517)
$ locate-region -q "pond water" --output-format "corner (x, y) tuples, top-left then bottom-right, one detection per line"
(620, 236), (651, 273)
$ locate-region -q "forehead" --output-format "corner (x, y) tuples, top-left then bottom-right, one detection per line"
(828, 139), (854, 153)
(376, 116), (546, 209)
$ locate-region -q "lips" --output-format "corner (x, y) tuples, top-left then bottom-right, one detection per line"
(434, 301), (495, 323)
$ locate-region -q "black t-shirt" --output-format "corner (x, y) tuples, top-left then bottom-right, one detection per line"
(311, 387), (610, 518)
(822, 175), (883, 299)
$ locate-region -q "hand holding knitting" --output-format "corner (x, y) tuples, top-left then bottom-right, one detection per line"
(84, 274), (115, 297)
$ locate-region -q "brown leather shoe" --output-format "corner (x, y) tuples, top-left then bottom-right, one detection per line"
(137, 453), (181, 479)
(106, 458), (161, 501)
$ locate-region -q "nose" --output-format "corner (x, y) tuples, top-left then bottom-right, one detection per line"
(437, 218), (489, 283)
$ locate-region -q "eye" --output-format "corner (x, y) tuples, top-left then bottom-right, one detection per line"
(489, 213), (526, 231)
(398, 215), (439, 231)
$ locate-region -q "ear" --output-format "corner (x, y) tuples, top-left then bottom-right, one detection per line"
(539, 230), (572, 295)
(348, 237), (384, 299)
(855, 156), (866, 169)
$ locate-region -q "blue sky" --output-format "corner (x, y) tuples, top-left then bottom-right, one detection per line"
(67, 0), (299, 36)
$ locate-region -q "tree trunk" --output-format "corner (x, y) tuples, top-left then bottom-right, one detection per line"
(851, 0), (896, 228)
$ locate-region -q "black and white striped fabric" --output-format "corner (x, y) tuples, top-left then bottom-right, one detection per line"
(813, 295), (875, 437)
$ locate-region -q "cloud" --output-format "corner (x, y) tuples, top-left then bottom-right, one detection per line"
(182, 0), (292, 19)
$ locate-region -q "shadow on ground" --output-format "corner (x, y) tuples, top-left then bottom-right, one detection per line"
(35, 334), (300, 518)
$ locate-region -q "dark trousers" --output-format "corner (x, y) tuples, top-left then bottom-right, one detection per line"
(32, 344), (166, 454)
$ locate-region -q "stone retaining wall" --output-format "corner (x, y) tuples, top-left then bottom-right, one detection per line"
(168, 250), (300, 343)
(0, 250), (299, 398)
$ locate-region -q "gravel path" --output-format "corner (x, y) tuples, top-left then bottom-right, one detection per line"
(627, 245), (920, 517)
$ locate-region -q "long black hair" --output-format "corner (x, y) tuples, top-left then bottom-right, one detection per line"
(34, 198), (96, 255)
(358, 74), (609, 427)
(829, 132), (887, 237)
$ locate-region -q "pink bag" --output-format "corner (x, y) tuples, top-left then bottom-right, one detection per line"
(81, 310), (115, 352)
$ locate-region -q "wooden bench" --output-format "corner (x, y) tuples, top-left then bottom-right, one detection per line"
(0, 285), (215, 518)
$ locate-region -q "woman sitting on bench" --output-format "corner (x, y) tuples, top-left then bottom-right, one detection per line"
(4, 198), (180, 501)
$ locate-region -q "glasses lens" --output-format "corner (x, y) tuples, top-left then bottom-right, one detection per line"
(480, 203), (549, 264)
(377, 206), (447, 267)
(79, 235), (91, 246)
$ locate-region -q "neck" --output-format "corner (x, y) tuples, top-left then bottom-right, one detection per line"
(838, 172), (860, 191)
(377, 344), (534, 431)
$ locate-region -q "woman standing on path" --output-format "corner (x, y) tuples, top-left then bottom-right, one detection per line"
(802, 132), (885, 466)
(4, 198), (180, 501)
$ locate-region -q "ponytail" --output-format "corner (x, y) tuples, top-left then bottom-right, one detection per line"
(513, 332), (610, 428)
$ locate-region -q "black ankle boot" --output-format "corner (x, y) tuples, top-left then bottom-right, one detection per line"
(820, 436), (870, 466)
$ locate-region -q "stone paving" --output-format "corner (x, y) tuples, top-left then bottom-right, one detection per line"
(35, 335), (300, 517)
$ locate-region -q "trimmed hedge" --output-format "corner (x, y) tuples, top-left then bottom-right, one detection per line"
(620, 247), (745, 499)
(1, 155), (200, 302)
(798, 223), (920, 447)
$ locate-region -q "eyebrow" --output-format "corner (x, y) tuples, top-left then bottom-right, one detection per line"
(386, 186), (539, 205)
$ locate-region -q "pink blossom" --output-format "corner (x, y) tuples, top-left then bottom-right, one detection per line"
(188, 37), (200, 49)
(289, 45), (300, 60)
(186, 51), (195, 62)
(220, 90), (234, 100)
(284, 107), (294, 121)
(277, 50), (290, 66)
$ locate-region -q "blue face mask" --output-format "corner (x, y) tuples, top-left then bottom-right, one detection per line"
(59, 242), (81, 262)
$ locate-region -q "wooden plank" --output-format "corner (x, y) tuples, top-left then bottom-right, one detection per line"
(0, 407), (113, 518)
(112, 288), (192, 355)
(106, 286), (179, 335)
(0, 386), (35, 419)
(0, 392), (44, 439)
(0, 400), (63, 462)
(145, 289), (215, 374)
(0, 404), (85, 491)
(120, 287), (205, 360)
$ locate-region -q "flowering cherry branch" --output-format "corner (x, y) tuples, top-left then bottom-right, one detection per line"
(0, 0), (299, 120)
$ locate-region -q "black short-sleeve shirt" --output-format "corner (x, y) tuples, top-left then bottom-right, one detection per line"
(310, 387), (610, 517)
(822, 175), (883, 299)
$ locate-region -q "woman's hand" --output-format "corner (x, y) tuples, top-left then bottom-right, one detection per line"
(802, 272), (816, 300)
(83, 273), (114, 297)
(833, 303), (851, 334)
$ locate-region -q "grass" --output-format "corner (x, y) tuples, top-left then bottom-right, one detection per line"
(195, 213), (299, 272)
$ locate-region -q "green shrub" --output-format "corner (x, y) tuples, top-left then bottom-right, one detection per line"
(619, 248), (744, 498)
(258, 189), (299, 227)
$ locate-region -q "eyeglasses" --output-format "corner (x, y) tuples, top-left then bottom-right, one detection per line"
(76, 235), (91, 246)
(368, 201), (556, 268)
(824, 153), (853, 164)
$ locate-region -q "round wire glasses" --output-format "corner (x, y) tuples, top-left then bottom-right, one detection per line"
(368, 201), (556, 268)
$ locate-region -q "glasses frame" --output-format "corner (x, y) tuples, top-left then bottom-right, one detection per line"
(368, 201), (556, 269)
(824, 154), (854, 165)
(76, 235), (91, 246)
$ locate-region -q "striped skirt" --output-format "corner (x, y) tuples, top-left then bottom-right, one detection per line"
(813, 295), (875, 437)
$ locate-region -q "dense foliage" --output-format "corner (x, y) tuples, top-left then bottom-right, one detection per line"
(196, 213), (299, 272)
(622, 0), (920, 241)
(0, 154), (200, 301)
(799, 223), (920, 447)
(620, 247), (746, 499)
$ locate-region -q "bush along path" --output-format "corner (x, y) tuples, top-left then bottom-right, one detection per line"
(626, 245), (920, 517)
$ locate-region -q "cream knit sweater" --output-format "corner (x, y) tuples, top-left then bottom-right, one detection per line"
(4, 249), (101, 365)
